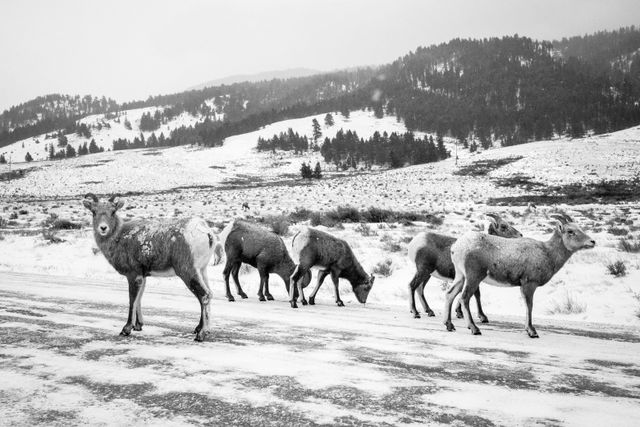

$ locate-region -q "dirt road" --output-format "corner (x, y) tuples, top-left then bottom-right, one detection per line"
(1, 271), (639, 426)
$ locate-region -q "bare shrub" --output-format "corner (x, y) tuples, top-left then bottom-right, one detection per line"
(618, 238), (640, 253)
(546, 293), (586, 315)
(355, 223), (375, 237)
(373, 259), (393, 277)
(607, 260), (627, 277)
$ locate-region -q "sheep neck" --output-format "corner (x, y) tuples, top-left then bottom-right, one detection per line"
(543, 230), (573, 275)
(94, 215), (124, 264)
(342, 259), (368, 286)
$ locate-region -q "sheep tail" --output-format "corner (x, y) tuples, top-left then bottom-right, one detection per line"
(212, 241), (224, 265)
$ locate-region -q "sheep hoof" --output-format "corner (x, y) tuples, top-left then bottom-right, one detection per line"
(266, 294), (274, 301)
(290, 301), (298, 309)
(426, 310), (435, 317)
(455, 311), (464, 319)
(308, 297), (315, 305)
(336, 301), (345, 307)
(227, 295), (235, 302)
(120, 327), (132, 336)
(445, 322), (455, 332)
(194, 331), (206, 342)
(239, 292), (248, 299)
(471, 328), (482, 335)
(479, 316), (489, 323)
(301, 299), (308, 306)
(412, 312), (420, 319)
(258, 295), (266, 302)
(133, 324), (143, 331)
(527, 328), (539, 338)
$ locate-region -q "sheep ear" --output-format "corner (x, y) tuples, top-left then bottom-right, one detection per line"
(485, 213), (500, 231)
(555, 222), (565, 233)
(82, 199), (95, 212)
(112, 198), (125, 211)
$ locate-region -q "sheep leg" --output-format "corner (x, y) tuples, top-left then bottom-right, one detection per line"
(408, 273), (421, 318)
(309, 269), (330, 305)
(121, 275), (144, 336)
(417, 279), (435, 317)
(455, 288), (485, 320)
(296, 272), (307, 306)
(521, 283), (539, 338)
(181, 270), (212, 342)
(133, 277), (146, 331)
(474, 288), (489, 323)
(193, 267), (211, 334)
(222, 261), (236, 302)
(455, 299), (464, 319)
(460, 279), (481, 335)
(330, 270), (344, 307)
(264, 274), (274, 301)
(257, 267), (267, 302)
(289, 265), (303, 308)
(231, 263), (248, 299)
(443, 274), (464, 331)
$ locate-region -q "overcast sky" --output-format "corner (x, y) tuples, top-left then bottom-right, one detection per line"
(1, 0), (639, 111)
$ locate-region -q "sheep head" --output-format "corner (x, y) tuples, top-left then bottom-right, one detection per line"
(550, 213), (595, 252)
(486, 212), (522, 238)
(82, 194), (125, 238)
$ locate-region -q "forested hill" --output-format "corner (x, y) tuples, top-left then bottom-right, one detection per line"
(2, 26), (640, 152)
(367, 27), (640, 148)
(0, 68), (377, 149)
(0, 95), (119, 144)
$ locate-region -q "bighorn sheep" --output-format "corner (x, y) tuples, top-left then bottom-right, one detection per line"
(446, 213), (595, 338)
(82, 194), (223, 342)
(407, 213), (522, 320)
(220, 220), (311, 301)
(289, 227), (375, 308)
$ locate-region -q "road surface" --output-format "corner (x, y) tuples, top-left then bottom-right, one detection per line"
(0, 271), (639, 426)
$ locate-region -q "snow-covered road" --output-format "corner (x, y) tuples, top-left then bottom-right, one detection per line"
(1, 271), (639, 426)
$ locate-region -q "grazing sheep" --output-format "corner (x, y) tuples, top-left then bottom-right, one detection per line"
(82, 193), (222, 342)
(220, 220), (311, 301)
(289, 227), (375, 308)
(407, 213), (522, 320)
(446, 213), (595, 337)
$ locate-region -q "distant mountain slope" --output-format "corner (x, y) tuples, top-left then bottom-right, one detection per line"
(187, 68), (322, 90)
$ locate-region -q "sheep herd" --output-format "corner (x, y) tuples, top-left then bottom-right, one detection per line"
(83, 193), (596, 342)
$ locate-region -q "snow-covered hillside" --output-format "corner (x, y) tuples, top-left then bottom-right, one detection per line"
(0, 106), (205, 163)
(0, 110), (429, 198)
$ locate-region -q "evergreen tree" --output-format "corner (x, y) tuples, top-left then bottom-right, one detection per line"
(124, 118), (132, 130)
(313, 162), (322, 179)
(57, 132), (68, 147)
(300, 162), (313, 179)
(25, 152), (33, 162)
(88, 139), (100, 153)
(0, 154), (6, 164)
(65, 144), (76, 158)
(312, 118), (322, 143)
(49, 143), (55, 160)
(324, 113), (334, 127)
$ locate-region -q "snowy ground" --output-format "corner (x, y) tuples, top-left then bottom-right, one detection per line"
(1, 112), (640, 425)
(1, 271), (639, 426)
